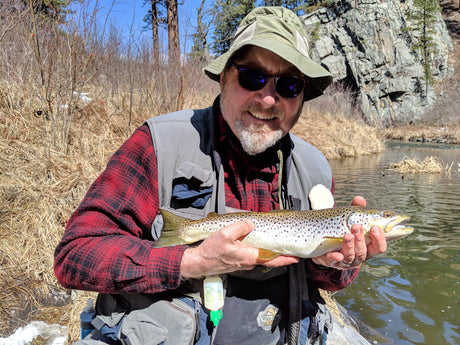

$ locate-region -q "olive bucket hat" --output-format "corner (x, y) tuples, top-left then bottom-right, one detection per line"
(204, 6), (333, 101)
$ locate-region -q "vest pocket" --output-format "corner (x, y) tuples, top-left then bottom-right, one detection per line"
(92, 294), (199, 345)
(171, 162), (214, 209)
(119, 299), (196, 345)
(213, 296), (281, 345)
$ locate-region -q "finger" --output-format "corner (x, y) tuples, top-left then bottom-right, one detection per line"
(263, 255), (299, 268)
(351, 224), (367, 263)
(351, 196), (366, 207)
(220, 220), (254, 243)
(367, 226), (387, 259)
(341, 232), (355, 264)
(311, 251), (344, 268)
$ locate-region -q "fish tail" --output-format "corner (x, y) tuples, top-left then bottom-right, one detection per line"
(153, 209), (188, 247)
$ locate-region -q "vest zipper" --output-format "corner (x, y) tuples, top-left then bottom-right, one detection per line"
(192, 297), (202, 342)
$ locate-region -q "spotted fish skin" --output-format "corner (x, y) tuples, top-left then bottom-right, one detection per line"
(156, 207), (413, 259)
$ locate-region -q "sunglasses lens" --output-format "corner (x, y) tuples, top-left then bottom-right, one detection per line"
(234, 63), (306, 98)
(238, 66), (268, 91)
(276, 76), (305, 98)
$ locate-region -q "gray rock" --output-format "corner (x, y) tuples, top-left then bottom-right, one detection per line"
(302, 0), (453, 126)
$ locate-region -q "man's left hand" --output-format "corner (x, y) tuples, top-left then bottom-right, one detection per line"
(311, 196), (387, 270)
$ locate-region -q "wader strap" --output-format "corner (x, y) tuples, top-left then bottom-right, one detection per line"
(287, 261), (309, 345)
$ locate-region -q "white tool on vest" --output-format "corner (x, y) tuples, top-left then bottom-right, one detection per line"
(203, 275), (224, 326)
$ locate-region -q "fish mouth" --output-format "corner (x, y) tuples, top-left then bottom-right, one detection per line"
(391, 224), (414, 234)
(384, 215), (414, 239)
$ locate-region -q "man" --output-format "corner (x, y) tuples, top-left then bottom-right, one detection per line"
(54, 6), (387, 345)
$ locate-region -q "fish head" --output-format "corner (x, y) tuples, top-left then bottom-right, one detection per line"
(380, 211), (414, 241)
(348, 208), (414, 242)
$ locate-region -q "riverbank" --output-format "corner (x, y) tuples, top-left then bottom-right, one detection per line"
(382, 124), (460, 145)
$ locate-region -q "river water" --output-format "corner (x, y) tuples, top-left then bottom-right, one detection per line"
(329, 142), (460, 345)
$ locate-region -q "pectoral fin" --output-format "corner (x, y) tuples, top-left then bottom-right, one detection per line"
(323, 237), (344, 247)
(257, 248), (281, 262)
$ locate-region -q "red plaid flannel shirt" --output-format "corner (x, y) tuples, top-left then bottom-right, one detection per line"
(54, 113), (358, 294)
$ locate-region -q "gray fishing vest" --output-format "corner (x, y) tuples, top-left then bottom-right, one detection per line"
(146, 105), (332, 222)
(145, 101), (333, 345)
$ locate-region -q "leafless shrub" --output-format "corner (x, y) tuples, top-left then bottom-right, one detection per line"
(422, 77), (460, 126)
(305, 82), (363, 121)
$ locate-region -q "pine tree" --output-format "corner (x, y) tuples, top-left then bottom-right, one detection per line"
(406, 0), (440, 96)
(166, 0), (180, 65)
(145, 0), (163, 62)
(260, 0), (303, 12)
(211, 0), (256, 55)
(25, 0), (70, 22)
(143, 0), (180, 64)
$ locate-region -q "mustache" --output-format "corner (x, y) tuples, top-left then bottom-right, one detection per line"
(241, 104), (285, 119)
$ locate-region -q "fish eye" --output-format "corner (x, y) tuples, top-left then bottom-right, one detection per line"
(382, 211), (393, 218)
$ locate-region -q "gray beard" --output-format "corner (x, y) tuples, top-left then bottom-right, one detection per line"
(234, 120), (283, 155)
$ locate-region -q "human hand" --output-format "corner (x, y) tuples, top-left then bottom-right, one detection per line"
(180, 220), (299, 279)
(311, 196), (388, 270)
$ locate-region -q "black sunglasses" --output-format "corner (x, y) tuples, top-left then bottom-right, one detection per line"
(231, 62), (307, 99)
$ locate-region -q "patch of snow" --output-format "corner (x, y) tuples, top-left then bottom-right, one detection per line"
(0, 321), (67, 345)
(73, 92), (92, 103)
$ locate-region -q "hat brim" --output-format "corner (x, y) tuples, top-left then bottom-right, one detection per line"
(204, 39), (333, 101)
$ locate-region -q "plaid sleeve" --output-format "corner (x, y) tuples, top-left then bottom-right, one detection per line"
(306, 259), (359, 291)
(54, 125), (187, 294)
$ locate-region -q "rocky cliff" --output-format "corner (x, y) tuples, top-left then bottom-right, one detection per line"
(302, 0), (453, 126)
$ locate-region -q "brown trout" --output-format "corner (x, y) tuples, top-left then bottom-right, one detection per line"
(155, 207), (414, 259)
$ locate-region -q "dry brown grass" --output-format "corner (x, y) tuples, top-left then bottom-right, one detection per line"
(294, 109), (384, 159)
(387, 156), (455, 174)
(293, 85), (384, 159)
(382, 123), (460, 144)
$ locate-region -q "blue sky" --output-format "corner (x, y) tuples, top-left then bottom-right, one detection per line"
(80, 0), (207, 52)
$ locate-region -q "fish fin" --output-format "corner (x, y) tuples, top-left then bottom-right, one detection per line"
(154, 209), (188, 247)
(323, 237), (344, 244)
(257, 248), (281, 262)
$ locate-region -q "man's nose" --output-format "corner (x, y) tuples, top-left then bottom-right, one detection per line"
(255, 78), (278, 107)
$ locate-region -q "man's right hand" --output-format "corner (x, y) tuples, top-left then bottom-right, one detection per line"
(180, 220), (299, 279)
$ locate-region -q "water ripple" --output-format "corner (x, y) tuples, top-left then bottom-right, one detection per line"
(331, 145), (460, 345)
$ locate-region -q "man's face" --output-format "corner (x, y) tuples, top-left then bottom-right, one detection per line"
(220, 46), (305, 155)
